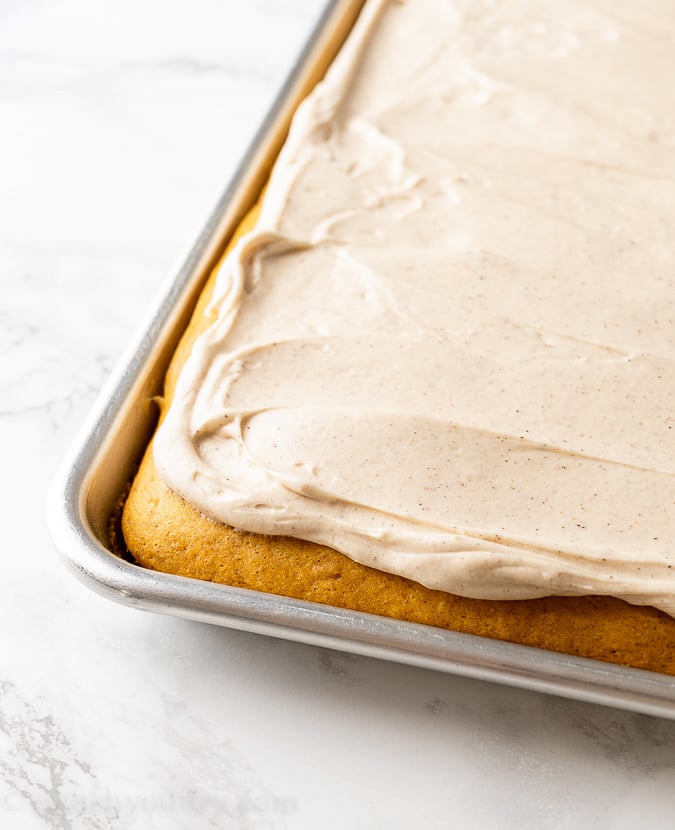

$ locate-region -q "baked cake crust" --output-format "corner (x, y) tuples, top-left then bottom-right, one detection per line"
(122, 206), (675, 676)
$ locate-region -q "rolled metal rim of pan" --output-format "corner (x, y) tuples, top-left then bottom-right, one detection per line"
(46, 0), (675, 719)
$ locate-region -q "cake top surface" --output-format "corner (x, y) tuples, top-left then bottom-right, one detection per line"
(155, 0), (675, 614)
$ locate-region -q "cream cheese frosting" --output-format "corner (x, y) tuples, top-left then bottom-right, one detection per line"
(154, 0), (675, 614)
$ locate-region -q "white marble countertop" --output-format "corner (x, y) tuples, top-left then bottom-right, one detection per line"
(3, 1), (675, 827)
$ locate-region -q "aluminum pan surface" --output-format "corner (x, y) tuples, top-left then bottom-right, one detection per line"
(47, 0), (675, 719)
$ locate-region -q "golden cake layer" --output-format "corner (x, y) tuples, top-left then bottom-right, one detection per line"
(123, 0), (675, 674)
(122, 206), (675, 675)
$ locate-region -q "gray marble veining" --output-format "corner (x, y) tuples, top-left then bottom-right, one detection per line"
(2, 1), (675, 828)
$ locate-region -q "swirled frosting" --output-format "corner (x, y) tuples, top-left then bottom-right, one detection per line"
(155, 0), (675, 614)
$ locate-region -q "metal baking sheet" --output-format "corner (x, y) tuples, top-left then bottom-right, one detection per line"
(47, 0), (675, 719)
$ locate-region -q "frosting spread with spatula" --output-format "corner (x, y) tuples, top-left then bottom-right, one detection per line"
(155, 0), (675, 614)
